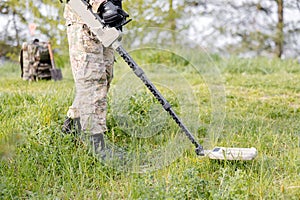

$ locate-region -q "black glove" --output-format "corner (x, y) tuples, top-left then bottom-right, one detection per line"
(99, 1), (129, 28)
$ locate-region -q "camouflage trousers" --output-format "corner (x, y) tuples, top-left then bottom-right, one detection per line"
(66, 23), (114, 135)
(21, 43), (38, 81)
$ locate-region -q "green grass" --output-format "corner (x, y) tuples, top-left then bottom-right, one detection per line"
(0, 54), (300, 199)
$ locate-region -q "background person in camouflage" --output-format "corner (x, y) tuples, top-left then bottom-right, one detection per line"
(20, 39), (52, 81)
(62, 0), (126, 156)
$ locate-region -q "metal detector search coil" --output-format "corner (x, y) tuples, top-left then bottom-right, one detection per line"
(204, 147), (258, 160)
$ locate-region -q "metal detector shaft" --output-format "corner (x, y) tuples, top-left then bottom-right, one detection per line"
(114, 45), (204, 156)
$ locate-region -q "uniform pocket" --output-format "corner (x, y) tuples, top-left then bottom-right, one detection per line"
(81, 25), (103, 54)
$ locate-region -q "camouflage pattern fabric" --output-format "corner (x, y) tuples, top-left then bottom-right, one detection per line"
(64, 4), (114, 135)
(27, 43), (39, 80)
(21, 42), (30, 80)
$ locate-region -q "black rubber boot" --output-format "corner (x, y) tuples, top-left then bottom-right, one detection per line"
(90, 133), (125, 163)
(62, 117), (81, 135)
(90, 133), (105, 153)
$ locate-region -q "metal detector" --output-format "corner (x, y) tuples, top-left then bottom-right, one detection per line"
(67, 0), (258, 161)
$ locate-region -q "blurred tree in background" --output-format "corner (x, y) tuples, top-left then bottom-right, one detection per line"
(187, 0), (300, 58)
(0, 0), (65, 60)
(0, 0), (299, 61)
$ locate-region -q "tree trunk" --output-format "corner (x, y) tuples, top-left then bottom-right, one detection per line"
(12, 11), (20, 47)
(275, 0), (284, 58)
(169, 0), (176, 43)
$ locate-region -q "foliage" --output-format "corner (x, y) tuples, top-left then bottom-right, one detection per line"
(1, 0), (300, 60)
(0, 0), (67, 61)
(189, 0), (300, 58)
(0, 0), (188, 61)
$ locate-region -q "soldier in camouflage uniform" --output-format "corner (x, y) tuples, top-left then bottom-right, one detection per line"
(63, 0), (126, 155)
(21, 39), (53, 81)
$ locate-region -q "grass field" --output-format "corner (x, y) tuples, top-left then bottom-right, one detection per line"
(0, 53), (299, 199)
